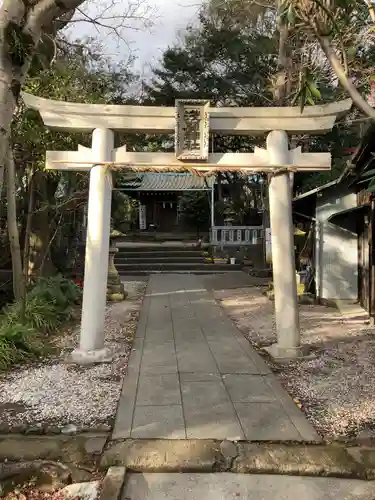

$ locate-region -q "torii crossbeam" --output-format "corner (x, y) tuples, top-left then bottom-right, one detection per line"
(22, 94), (352, 363)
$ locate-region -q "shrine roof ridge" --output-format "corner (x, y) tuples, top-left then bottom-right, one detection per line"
(117, 172), (215, 191)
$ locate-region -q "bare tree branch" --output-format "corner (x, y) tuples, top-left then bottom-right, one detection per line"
(68, 0), (157, 43)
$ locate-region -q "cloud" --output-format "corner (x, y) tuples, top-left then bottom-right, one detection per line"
(131, 0), (201, 72)
(69, 0), (201, 73)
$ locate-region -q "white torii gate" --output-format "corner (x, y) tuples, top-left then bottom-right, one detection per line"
(22, 93), (351, 363)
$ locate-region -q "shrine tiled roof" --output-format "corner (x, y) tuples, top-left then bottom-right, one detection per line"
(118, 172), (215, 191)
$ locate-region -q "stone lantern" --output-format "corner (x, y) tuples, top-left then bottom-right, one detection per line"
(107, 230), (127, 301)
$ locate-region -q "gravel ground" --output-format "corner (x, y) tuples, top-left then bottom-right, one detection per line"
(0, 279), (147, 430)
(214, 285), (375, 440)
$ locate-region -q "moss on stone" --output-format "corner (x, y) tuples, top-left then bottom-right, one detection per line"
(107, 292), (127, 302)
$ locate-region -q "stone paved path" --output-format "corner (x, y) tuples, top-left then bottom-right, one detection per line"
(113, 274), (319, 441)
(123, 473), (375, 500)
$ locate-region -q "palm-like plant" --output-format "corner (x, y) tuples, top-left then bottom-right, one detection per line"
(279, 0), (375, 115)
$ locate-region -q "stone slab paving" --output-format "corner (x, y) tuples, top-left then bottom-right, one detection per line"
(123, 473), (375, 500)
(112, 274), (319, 441)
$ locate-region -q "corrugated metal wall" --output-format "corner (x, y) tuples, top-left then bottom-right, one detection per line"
(315, 189), (358, 300)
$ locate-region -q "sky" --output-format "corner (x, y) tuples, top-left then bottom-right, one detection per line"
(72, 0), (201, 76)
(130, 0), (200, 74)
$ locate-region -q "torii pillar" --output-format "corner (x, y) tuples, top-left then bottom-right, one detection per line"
(72, 128), (114, 363)
(262, 131), (301, 360)
(254, 130), (325, 360)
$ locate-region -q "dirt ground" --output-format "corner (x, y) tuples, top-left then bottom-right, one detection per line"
(214, 284), (375, 440)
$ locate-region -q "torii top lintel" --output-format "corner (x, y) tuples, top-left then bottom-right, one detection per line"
(22, 93), (351, 136)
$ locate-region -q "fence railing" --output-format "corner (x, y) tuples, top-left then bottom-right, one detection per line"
(210, 226), (263, 246)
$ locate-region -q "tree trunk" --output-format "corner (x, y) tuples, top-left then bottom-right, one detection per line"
(0, 0), (86, 197)
(18, 170), (35, 323)
(274, 1), (290, 106)
(0, 54), (20, 199)
(28, 171), (57, 277)
(23, 171), (35, 283)
(5, 143), (23, 301)
(0, 1), (30, 196)
(263, 0), (293, 264)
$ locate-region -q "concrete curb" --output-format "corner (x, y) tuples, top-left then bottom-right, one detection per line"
(101, 439), (375, 480)
(0, 433), (109, 464)
(101, 439), (224, 472)
(99, 466), (127, 500)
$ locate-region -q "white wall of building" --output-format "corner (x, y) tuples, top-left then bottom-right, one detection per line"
(315, 187), (358, 301)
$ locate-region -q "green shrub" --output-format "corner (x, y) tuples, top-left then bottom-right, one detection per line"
(2, 322), (43, 354)
(0, 335), (17, 370)
(4, 275), (82, 333)
(0, 275), (82, 370)
(0, 323), (43, 370)
(4, 296), (62, 333)
(28, 275), (82, 309)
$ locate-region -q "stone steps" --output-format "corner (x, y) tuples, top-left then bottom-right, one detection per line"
(116, 256), (209, 264)
(116, 262), (241, 274)
(116, 250), (207, 258)
(114, 244), (242, 274)
(117, 269), (241, 276)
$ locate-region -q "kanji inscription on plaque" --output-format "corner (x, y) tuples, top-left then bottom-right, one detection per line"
(175, 99), (210, 161)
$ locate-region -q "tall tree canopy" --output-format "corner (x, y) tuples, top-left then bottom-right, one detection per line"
(146, 0), (277, 106)
(145, 0), (374, 195)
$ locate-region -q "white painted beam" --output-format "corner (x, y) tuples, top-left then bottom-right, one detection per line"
(46, 150), (93, 171)
(22, 92), (351, 135)
(46, 150), (332, 172)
